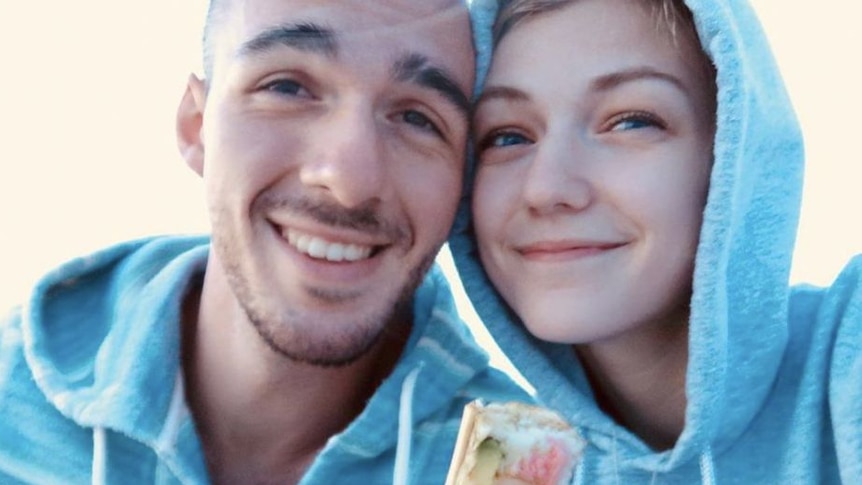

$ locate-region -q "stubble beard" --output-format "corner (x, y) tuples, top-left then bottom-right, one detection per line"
(211, 196), (441, 367)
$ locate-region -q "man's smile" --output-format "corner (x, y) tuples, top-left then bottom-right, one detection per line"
(284, 227), (375, 262)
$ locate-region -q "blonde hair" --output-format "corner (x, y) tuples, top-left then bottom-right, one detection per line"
(492, 0), (715, 103)
(494, 0), (701, 49)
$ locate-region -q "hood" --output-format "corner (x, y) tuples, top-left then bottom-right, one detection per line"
(20, 236), (210, 444)
(452, 0), (803, 472)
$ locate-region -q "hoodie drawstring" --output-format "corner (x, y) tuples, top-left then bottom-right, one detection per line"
(89, 375), (186, 485)
(156, 374), (187, 454)
(91, 427), (106, 485)
(393, 365), (423, 485)
(573, 438), (586, 485)
(699, 446), (716, 485)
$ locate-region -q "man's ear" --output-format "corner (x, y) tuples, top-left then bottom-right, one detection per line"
(177, 74), (207, 177)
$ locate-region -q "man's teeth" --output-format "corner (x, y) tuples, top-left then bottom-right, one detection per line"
(286, 230), (373, 262)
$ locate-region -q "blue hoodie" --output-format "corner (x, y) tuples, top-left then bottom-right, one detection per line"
(0, 236), (527, 484)
(451, 0), (862, 483)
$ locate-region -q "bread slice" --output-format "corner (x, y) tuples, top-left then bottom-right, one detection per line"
(445, 401), (586, 485)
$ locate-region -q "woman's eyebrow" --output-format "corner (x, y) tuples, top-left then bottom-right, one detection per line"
(475, 85), (529, 107)
(591, 66), (688, 95)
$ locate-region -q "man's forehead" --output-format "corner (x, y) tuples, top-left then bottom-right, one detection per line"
(217, 0), (469, 35)
(211, 0), (474, 80)
(204, 0), (475, 109)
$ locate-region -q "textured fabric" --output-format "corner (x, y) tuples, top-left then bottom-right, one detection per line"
(451, 0), (862, 483)
(0, 236), (527, 484)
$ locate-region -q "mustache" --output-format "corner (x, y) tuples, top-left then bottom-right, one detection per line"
(255, 193), (408, 241)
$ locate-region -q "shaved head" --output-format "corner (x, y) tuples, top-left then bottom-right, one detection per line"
(201, 0), (469, 81)
(202, 0), (228, 79)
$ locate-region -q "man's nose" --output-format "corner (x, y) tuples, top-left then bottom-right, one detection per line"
(300, 102), (388, 209)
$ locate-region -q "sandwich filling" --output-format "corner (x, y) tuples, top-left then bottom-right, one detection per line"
(447, 401), (586, 485)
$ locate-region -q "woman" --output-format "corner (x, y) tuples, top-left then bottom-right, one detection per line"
(451, 0), (862, 482)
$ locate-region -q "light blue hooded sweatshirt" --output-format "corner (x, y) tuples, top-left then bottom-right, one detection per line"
(0, 236), (527, 484)
(451, 0), (862, 483)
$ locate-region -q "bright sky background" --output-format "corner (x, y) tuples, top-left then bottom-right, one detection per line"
(1, 1), (861, 321)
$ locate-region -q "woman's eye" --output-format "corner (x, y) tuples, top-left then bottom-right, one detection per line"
(480, 131), (531, 150)
(608, 111), (665, 132)
(402, 109), (441, 136)
(263, 79), (310, 98)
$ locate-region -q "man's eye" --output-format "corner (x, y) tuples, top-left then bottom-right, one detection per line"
(263, 79), (310, 98)
(401, 110), (441, 136)
(608, 111), (665, 132)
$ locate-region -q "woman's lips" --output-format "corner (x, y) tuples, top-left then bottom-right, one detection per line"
(516, 240), (627, 261)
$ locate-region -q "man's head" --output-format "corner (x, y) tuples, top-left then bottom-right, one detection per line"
(201, 0), (225, 81)
(177, 0), (475, 366)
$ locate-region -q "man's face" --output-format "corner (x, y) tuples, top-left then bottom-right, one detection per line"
(180, 0), (474, 365)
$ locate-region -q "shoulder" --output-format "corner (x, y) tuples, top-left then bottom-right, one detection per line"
(793, 255), (862, 482)
(0, 307), (95, 483)
(823, 257), (862, 414)
(784, 257), (862, 390)
(788, 255), (862, 344)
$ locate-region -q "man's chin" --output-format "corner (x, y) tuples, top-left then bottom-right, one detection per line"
(244, 299), (405, 367)
(225, 241), (438, 367)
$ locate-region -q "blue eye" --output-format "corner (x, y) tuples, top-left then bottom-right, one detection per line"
(264, 79), (309, 97)
(481, 131), (530, 150)
(609, 112), (665, 132)
(613, 118), (653, 131)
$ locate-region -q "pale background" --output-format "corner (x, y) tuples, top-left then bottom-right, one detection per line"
(1, 1), (860, 331)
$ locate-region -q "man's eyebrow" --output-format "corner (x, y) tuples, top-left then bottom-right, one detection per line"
(237, 22), (337, 58)
(393, 53), (471, 119)
(591, 66), (688, 94)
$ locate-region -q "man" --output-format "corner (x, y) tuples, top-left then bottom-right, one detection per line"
(0, 1), (525, 483)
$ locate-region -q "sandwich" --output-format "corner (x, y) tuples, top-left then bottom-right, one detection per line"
(445, 400), (586, 485)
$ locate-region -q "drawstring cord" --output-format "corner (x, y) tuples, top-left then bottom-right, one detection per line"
(699, 446), (716, 485)
(573, 427), (586, 485)
(91, 427), (106, 485)
(393, 365), (423, 485)
(90, 375), (186, 485)
(611, 427), (621, 485)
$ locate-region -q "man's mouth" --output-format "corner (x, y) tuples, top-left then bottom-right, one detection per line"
(283, 228), (375, 262)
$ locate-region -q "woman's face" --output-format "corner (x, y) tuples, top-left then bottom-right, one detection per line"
(472, 0), (715, 344)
